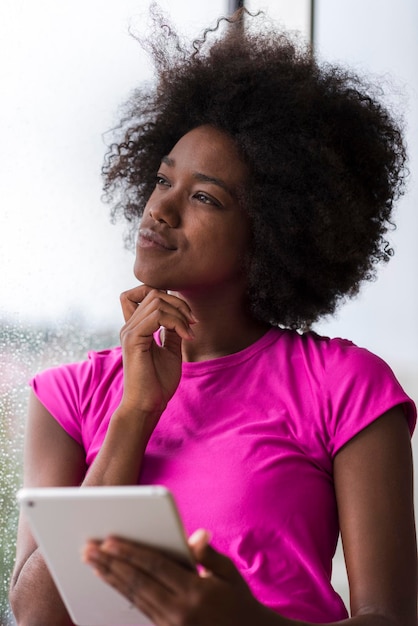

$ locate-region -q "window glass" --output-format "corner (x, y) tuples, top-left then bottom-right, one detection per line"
(0, 2), (227, 622)
(314, 0), (418, 606)
(246, 0), (311, 37)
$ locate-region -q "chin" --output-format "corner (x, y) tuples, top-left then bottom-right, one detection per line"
(134, 270), (173, 291)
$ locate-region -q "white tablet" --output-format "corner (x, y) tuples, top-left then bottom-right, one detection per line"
(17, 485), (194, 626)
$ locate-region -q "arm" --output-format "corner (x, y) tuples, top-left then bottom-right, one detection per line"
(83, 286), (196, 486)
(9, 392), (87, 626)
(333, 405), (417, 626)
(10, 287), (196, 625)
(83, 406), (417, 626)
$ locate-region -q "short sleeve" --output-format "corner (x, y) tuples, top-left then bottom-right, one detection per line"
(30, 358), (95, 445)
(29, 347), (123, 447)
(323, 340), (416, 457)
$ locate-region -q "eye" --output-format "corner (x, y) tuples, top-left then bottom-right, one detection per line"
(193, 192), (221, 207)
(155, 174), (170, 187)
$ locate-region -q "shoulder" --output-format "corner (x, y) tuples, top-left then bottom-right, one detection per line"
(30, 347), (123, 434)
(273, 328), (373, 372)
(280, 329), (401, 380)
(277, 329), (416, 452)
(31, 346), (122, 392)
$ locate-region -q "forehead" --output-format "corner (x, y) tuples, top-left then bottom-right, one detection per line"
(166, 125), (249, 188)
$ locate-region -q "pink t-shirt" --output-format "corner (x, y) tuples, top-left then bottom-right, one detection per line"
(30, 328), (416, 623)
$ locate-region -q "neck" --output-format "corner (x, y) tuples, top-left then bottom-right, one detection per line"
(171, 287), (271, 362)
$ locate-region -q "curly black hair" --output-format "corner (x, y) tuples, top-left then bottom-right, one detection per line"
(102, 7), (407, 330)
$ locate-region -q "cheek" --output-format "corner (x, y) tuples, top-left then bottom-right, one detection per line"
(226, 221), (251, 260)
(202, 224), (250, 273)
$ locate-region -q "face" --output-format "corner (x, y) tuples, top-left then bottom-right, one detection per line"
(134, 125), (251, 295)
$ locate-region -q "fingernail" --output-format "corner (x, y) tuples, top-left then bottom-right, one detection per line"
(189, 528), (212, 545)
(82, 546), (101, 563)
(101, 541), (120, 556)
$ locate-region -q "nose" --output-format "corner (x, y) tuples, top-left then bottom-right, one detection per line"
(147, 191), (180, 228)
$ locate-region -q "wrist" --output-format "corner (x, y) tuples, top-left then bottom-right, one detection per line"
(119, 389), (167, 416)
(109, 406), (161, 449)
(112, 404), (162, 424)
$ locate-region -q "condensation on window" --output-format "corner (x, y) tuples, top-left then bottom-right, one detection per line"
(0, 2), (231, 623)
(0, 318), (118, 625)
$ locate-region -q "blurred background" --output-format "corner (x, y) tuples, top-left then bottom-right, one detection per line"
(1, 1), (417, 623)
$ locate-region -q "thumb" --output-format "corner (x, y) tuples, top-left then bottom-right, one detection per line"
(188, 529), (241, 582)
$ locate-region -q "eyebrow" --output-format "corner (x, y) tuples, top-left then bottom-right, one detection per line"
(161, 155), (234, 196)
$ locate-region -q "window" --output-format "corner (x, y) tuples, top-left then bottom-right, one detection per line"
(2, 1), (416, 623)
(0, 2), (228, 621)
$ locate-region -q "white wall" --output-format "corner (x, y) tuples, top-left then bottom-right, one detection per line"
(315, 0), (418, 533)
(0, 0), (226, 329)
(314, 0), (418, 606)
(314, 0), (418, 404)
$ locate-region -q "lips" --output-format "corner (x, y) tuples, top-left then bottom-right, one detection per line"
(137, 228), (177, 251)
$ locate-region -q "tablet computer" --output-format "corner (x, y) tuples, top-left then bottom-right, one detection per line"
(17, 485), (194, 626)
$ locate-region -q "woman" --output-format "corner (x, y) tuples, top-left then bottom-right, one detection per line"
(10, 9), (417, 626)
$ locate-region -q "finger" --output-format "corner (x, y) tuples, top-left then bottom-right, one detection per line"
(99, 538), (196, 593)
(150, 291), (197, 326)
(189, 536), (241, 583)
(86, 551), (173, 624)
(130, 300), (195, 341)
(124, 309), (193, 345)
(120, 285), (157, 323)
(160, 327), (183, 359)
(119, 302), (193, 354)
(121, 286), (197, 325)
(188, 528), (212, 550)
(187, 529), (213, 578)
(153, 309), (194, 340)
(121, 289), (197, 336)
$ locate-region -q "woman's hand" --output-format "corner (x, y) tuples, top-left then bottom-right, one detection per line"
(119, 285), (196, 423)
(81, 285), (197, 487)
(83, 530), (266, 626)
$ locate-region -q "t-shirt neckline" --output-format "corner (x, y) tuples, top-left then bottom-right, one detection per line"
(156, 327), (283, 376)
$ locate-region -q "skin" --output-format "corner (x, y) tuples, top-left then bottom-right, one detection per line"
(9, 125), (417, 626)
